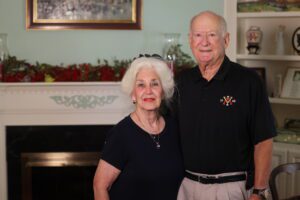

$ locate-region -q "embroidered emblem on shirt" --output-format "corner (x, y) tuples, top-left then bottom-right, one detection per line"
(220, 96), (236, 106)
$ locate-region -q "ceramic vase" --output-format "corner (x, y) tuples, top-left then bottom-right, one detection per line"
(246, 26), (262, 54)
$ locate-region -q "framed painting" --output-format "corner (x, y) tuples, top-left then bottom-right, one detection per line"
(26, 0), (142, 30)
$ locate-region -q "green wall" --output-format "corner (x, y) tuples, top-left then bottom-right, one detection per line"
(0, 0), (223, 65)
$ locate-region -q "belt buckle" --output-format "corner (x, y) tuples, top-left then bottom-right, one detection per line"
(205, 175), (218, 180)
(199, 175), (218, 182)
(197, 175), (201, 182)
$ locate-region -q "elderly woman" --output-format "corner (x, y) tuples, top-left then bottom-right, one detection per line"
(93, 55), (184, 200)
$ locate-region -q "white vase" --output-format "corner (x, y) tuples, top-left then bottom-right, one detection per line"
(162, 33), (180, 71)
(275, 25), (285, 55)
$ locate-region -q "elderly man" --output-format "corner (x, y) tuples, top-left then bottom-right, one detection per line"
(174, 11), (276, 200)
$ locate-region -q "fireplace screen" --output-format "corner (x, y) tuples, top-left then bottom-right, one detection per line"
(21, 152), (100, 200)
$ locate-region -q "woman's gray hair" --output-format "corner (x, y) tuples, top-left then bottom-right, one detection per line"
(121, 57), (174, 104)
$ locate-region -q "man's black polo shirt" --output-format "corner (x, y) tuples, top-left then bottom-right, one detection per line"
(174, 56), (276, 174)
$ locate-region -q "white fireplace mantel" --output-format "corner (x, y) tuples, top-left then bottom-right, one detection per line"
(0, 82), (133, 200)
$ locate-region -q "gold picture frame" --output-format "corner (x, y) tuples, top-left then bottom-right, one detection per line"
(26, 0), (142, 30)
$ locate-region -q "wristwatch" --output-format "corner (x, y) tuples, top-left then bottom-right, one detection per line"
(252, 188), (269, 200)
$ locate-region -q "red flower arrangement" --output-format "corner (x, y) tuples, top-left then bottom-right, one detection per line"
(0, 48), (195, 83)
(0, 56), (131, 82)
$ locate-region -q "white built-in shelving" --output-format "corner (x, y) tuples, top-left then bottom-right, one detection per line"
(225, 2), (300, 198)
(237, 54), (300, 61)
(224, 0), (300, 127)
(269, 97), (300, 105)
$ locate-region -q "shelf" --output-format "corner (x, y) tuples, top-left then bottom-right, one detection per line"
(237, 12), (300, 18)
(269, 97), (300, 105)
(236, 54), (300, 61)
(226, 1), (300, 135)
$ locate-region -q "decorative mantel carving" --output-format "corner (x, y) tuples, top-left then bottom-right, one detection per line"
(50, 95), (118, 109)
(0, 82), (133, 115)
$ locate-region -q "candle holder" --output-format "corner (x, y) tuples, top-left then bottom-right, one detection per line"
(162, 33), (180, 71)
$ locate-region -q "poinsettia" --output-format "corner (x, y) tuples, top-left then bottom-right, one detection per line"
(3, 72), (26, 82)
(99, 66), (115, 81)
(0, 56), (132, 82)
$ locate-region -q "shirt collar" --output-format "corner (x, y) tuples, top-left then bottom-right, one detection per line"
(214, 56), (231, 81)
(192, 56), (231, 82)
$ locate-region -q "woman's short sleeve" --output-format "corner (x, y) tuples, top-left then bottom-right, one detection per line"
(101, 126), (128, 170)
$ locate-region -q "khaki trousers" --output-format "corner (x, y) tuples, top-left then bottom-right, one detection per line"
(177, 172), (249, 200)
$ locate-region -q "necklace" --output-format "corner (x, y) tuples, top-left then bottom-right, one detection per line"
(149, 134), (161, 149)
(133, 112), (161, 150)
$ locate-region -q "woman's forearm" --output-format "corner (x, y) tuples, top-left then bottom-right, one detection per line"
(94, 187), (110, 200)
(93, 160), (120, 200)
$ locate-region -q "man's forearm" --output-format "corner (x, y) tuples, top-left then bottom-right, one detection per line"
(253, 138), (273, 188)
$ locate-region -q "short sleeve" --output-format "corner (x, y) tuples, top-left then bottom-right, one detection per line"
(250, 74), (277, 144)
(101, 127), (128, 170)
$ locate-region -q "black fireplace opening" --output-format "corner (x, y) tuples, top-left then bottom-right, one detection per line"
(6, 125), (113, 200)
(31, 166), (96, 200)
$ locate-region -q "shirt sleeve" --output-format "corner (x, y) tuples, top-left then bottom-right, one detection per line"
(250, 73), (277, 144)
(101, 126), (128, 170)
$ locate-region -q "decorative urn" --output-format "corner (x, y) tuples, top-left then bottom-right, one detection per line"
(246, 26), (262, 54)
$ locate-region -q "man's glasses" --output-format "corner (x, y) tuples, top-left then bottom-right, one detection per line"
(133, 54), (164, 61)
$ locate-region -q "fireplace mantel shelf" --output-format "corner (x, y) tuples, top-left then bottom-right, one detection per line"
(0, 82), (132, 114)
(0, 82), (133, 200)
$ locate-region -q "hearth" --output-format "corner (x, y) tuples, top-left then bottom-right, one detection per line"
(6, 125), (113, 200)
(21, 152), (99, 200)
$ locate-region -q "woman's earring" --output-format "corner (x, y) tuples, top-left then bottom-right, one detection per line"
(132, 100), (136, 104)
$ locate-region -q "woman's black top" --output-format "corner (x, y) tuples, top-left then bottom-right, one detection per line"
(101, 115), (184, 200)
